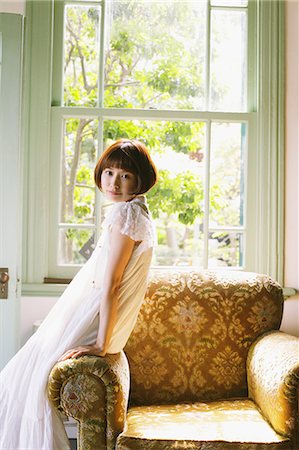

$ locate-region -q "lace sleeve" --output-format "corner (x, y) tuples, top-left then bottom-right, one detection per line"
(102, 200), (155, 254)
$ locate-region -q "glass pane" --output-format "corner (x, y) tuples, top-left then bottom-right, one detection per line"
(211, 0), (248, 7)
(103, 119), (206, 266)
(210, 9), (247, 111)
(104, 1), (206, 110)
(63, 5), (101, 106)
(61, 118), (98, 224)
(58, 228), (95, 264)
(209, 122), (246, 227)
(208, 232), (244, 268)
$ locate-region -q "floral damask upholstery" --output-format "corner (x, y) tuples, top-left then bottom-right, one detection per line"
(48, 271), (299, 450)
(48, 352), (130, 450)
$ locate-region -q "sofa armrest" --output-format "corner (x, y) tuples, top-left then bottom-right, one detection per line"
(48, 351), (130, 450)
(247, 331), (299, 442)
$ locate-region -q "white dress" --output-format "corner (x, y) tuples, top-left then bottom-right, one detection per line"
(0, 195), (155, 450)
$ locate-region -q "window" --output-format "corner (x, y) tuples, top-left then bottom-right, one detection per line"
(49, 0), (251, 277)
(22, 0), (285, 293)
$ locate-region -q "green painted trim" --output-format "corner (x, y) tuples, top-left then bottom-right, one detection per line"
(22, 1), (53, 283)
(21, 4), (30, 285)
(52, 0), (64, 106)
(22, 283), (67, 297)
(48, 108), (66, 278)
(255, 0), (285, 284)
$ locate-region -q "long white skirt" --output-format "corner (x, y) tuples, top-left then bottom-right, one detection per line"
(0, 248), (103, 450)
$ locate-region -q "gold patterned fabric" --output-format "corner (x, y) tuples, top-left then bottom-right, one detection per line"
(47, 270), (299, 450)
(247, 331), (299, 439)
(124, 270), (283, 406)
(116, 399), (291, 450)
(48, 352), (130, 450)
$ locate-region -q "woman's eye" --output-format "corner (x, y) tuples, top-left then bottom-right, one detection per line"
(105, 170), (112, 176)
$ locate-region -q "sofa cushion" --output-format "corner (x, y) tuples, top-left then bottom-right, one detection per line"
(116, 399), (291, 450)
(124, 271), (283, 405)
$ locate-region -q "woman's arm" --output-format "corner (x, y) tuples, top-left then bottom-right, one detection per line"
(59, 226), (135, 361)
(95, 226), (135, 354)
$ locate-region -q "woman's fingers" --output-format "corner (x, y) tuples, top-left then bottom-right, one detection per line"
(70, 350), (87, 358)
(58, 349), (80, 361)
(58, 352), (73, 361)
(58, 346), (93, 361)
(58, 345), (105, 361)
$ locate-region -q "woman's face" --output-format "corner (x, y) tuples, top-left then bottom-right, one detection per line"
(101, 166), (138, 202)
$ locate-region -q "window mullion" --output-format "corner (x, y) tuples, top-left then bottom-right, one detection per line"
(94, 0), (106, 243)
(203, 120), (211, 268)
(51, 106), (251, 122)
(94, 117), (104, 244)
(205, 0), (211, 110)
(98, 0), (105, 108)
(247, 0), (257, 111)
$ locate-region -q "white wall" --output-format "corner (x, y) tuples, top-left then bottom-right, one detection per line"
(20, 296), (58, 345)
(0, 1), (25, 15)
(284, 1), (299, 289)
(280, 0), (299, 338)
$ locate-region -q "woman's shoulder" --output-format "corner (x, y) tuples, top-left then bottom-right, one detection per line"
(102, 196), (155, 244)
(105, 196), (150, 222)
(117, 195), (149, 210)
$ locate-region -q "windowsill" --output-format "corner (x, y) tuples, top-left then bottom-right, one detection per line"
(22, 283), (68, 297)
(21, 280), (298, 299)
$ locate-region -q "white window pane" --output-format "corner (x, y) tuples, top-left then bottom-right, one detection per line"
(63, 5), (101, 107)
(209, 122), (246, 227)
(210, 9), (247, 111)
(104, 1), (206, 110)
(60, 118), (98, 224)
(208, 232), (244, 268)
(58, 228), (95, 265)
(103, 119), (206, 266)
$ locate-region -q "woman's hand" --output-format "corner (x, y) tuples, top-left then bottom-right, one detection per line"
(58, 345), (105, 362)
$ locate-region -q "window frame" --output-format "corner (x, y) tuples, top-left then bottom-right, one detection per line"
(22, 0), (285, 296)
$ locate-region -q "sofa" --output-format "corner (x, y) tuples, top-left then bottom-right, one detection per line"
(48, 270), (299, 450)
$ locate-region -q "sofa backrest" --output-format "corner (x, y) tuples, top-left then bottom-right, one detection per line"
(124, 270), (283, 406)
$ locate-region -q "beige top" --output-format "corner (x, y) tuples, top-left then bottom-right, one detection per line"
(91, 195), (155, 352)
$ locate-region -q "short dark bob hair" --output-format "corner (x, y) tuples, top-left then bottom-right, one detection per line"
(94, 139), (158, 195)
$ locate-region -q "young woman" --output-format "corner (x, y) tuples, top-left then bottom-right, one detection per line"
(0, 139), (158, 450)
